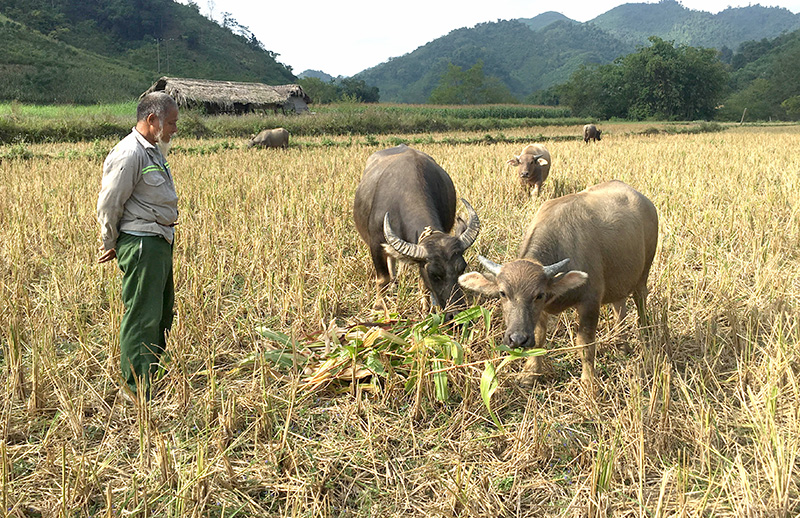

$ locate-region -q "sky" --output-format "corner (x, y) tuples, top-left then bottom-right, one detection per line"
(192, 0), (800, 77)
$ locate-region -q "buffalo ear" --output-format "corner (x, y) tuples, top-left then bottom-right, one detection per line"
(537, 158), (549, 167)
(548, 270), (588, 298)
(458, 272), (500, 297)
(506, 157), (521, 167)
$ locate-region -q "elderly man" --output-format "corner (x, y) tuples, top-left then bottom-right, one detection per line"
(97, 92), (179, 399)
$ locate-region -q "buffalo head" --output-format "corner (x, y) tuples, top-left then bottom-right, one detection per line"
(383, 199), (480, 318)
(459, 256), (587, 348)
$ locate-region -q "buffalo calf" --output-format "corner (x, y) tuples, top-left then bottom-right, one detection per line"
(248, 127), (289, 148)
(583, 124), (602, 143)
(459, 180), (658, 388)
(506, 144), (551, 197)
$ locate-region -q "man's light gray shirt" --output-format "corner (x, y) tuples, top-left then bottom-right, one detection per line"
(97, 129), (178, 250)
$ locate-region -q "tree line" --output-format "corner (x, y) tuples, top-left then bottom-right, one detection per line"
(313, 31), (800, 122)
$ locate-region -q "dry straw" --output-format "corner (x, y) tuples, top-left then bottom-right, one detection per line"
(0, 125), (798, 516)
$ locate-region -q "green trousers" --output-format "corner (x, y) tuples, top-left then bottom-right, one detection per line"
(116, 232), (174, 397)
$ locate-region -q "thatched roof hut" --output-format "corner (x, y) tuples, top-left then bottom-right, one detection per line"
(141, 77), (311, 114)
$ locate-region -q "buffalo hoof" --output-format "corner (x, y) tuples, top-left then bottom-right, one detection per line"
(517, 357), (554, 388)
(372, 296), (388, 313)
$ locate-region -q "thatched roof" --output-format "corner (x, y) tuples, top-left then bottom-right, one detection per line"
(141, 76), (311, 113)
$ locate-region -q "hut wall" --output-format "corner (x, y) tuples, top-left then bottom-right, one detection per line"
(286, 97), (309, 113)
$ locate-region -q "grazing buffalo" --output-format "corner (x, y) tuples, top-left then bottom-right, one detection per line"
(459, 180), (658, 387)
(248, 127), (289, 148)
(583, 124), (602, 143)
(353, 144), (480, 318)
(506, 144), (551, 196)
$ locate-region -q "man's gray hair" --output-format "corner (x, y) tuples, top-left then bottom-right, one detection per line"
(137, 92), (178, 122)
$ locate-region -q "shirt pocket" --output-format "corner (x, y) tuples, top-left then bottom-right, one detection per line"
(142, 171), (166, 187)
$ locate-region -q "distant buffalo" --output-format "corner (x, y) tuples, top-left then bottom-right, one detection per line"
(583, 124), (602, 143)
(248, 127), (289, 148)
(353, 144), (480, 319)
(506, 144), (551, 197)
(459, 180), (658, 388)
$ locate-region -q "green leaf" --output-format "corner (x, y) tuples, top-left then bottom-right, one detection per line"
(432, 359), (449, 402)
(365, 351), (387, 377)
(262, 349), (307, 369)
(480, 361), (504, 430)
(452, 306), (484, 325)
(495, 344), (547, 357)
(256, 327), (300, 349)
(450, 341), (464, 365)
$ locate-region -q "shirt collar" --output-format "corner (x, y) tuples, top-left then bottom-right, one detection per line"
(132, 127), (167, 163)
(132, 127), (157, 150)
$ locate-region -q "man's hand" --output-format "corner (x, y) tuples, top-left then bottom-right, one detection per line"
(98, 247), (116, 263)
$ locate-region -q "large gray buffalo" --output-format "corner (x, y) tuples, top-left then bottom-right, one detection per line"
(248, 127), (289, 148)
(459, 180), (658, 387)
(506, 144), (551, 196)
(583, 124), (602, 143)
(353, 144), (480, 318)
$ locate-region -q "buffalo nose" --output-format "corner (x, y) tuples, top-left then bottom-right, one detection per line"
(507, 332), (532, 348)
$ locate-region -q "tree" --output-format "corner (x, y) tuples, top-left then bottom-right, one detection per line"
(339, 78), (380, 103)
(428, 60), (517, 104)
(560, 37), (728, 120)
(297, 77), (341, 104)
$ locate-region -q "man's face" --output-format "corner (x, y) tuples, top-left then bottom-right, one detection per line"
(155, 106), (179, 143)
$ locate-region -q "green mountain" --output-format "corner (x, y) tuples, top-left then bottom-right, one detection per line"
(0, 0), (295, 103)
(0, 13), (153, 103)
(356, 18), (632, 103)
(590, 0), (800, 50)
(719, 28), (800, 120)
(518, 11), (578, 31)
(356, 2), (800, 103)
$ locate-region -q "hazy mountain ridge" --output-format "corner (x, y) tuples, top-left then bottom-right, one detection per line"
(356, 1), (800, 103)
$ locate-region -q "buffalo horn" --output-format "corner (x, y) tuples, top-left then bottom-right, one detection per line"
(478, 255), (502, 276)
(457, 198), (480, 250)
(543, 258), (571, 277)
(383, 213), (428, 260)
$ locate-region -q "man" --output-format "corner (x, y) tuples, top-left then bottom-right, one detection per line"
(97, 92), (179, 399)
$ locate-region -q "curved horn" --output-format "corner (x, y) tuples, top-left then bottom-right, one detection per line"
(478, 255), (502, 276)
(383, 213), (427, 260)
(542, 258), (571, 278)
(457, 198), (480, 250)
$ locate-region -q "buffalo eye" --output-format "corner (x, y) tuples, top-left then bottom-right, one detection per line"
(427, 267), (444, 282)
(498, 290), (507, 299)
(534, 293), (545, 301)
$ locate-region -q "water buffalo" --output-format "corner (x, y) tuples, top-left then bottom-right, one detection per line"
(506, 144), (551, 196)
(248, 127), (289, 148)
(583, 124), (602, 143)
(459, 180), (658, 387)
(353, 144), (480, 318)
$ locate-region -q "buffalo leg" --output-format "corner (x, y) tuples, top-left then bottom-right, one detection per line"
(370, 245), (392, 310)
(521, 314), (550, 384)
(576, 303), (600, 386)
(632, 282), (648, 327)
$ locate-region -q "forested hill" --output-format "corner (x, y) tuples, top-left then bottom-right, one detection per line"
(590, 0), (800, 51)
(356, 2), (800, 103)
(356, 19), (632, 104)
(0, 0), (295, 103)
